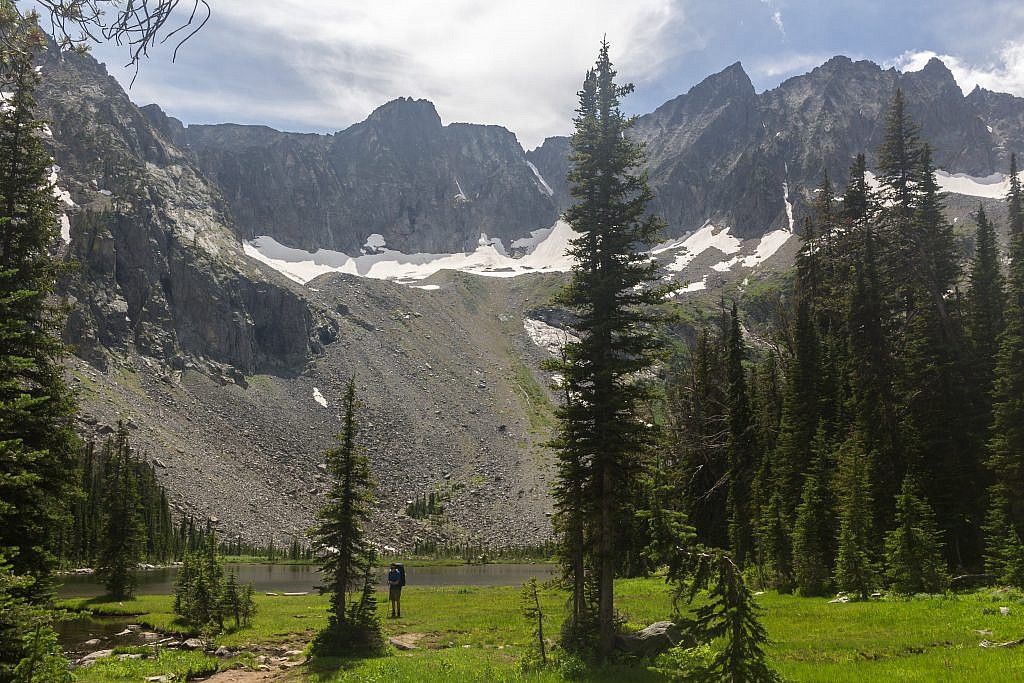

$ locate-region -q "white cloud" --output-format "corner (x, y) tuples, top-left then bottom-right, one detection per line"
(759, 0), (785, 36)
(110, 0), (689, 149)
(749, 52), (829, 80)
(889, 41), (1024, 96)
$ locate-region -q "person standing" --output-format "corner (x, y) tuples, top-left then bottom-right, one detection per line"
(387, 563), (403, 618)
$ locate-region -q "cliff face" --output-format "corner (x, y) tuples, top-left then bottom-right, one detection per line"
(167, 97), (561, 254)
(38, 48), (335, 375)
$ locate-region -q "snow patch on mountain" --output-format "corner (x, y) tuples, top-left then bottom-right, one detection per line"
(658, 224), (742, 272)
(244, 221), (581, 285)
(312, 387), (328, 408)
(866, 168), (1024, 199)
(711, 229), (793, 272)
(783, 181), (795, 233)
(933, 170), (1021, 199)
(478, 233), (509, 256)
(363, 233), (387, 254)
(454, 177), (469, 202)
(526, 161), (554, 197)
(679, 275), (707, 293)
(511, 226), (555, 251)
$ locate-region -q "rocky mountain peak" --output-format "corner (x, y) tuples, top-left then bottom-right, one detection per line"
(693, 61), (755, 100)
(362, 96), (443, 132)
(918, 56), (957, 85)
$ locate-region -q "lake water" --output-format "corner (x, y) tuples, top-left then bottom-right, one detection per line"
(57, 562), (558, 599)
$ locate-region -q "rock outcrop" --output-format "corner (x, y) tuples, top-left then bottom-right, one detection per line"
(38, 47), (334, 375)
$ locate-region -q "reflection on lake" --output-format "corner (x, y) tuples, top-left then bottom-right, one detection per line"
(57, 562), (557, 599)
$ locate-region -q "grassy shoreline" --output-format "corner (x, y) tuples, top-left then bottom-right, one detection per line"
(61, 579), (1024, 682)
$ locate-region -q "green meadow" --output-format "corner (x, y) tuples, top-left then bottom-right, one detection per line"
(62, 579), (1024, 681)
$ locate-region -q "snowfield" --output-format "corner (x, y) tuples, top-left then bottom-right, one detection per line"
(244, 221), (580, 285)
(244, 218), (793, 290)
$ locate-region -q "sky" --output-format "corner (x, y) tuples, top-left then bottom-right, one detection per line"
(37, 0), (1024, 150)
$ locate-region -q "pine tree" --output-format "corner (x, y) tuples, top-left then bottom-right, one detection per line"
(0, 8), (79, 598)
(0, 552), (70, 681)
(792, 433), (834, 596)
(667, 328), (729, 550)
(985, 156), (1024, 586)
(553, 39), (671, 656)
(173, 531), (228, 632)
(832, 434), (876, 600)
(1008, 154), (1023, 241)
(310, 378), (381, 654)
(671, 549), (780, 682)
(899, 149), (973, 566)
(96, 424), (145, 600)
(982, 490), (1024, 586)
(966, 205), (1004, 366)
(884, 474), (949, 594)
(726, 303), (757, 569)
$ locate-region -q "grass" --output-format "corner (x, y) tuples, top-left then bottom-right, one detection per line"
(61, 580), (1024, 682)
(73, 649), (252, 682)
(510, 359), (556, 434)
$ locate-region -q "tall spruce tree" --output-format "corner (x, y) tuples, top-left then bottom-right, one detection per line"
(667, 328), (730, 551)
(884, 473), (948, 594)
(725, 303), (757, 569)
(1008, 154), (1023, 241)
(985, 156), (1024, 586)
(311, 378), (381, 654)
(965, 205), (1005, 492)
(552, 40), (671, 656)
(792, 431), (835, 597)
(966, 205), (1005, 391)
(0, 11), (78, 676)
(0, 7), (79, 597)
(832, 434), (876, 600)
(96, 424), (145, 600)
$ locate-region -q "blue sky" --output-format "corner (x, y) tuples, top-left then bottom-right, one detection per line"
(48, 0), (1024, 149)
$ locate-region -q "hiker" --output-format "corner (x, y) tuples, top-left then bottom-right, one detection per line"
(388, 562), (404, 617)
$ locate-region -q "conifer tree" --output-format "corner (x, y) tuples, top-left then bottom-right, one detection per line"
(726, 303), (757, 569)
(671, 549), (780, 682)
(760, 220), (822, 587)
(845, 218), (901, 533)
(884, 474), (949, 594)
(985, 156), (1024, 586)
(667, 329), (729, 550)
(792, 433), (834, 596)
(553, 40), (671, 656)
(96, 424), (145, 600)
(0, 6), (79, 597)
(0, 553), (69, 681)
(546, 368), (592, 631)
(832, 434), (876, 600)
(311, 378), (381, 654)
(966, 205), (1004, 365)
(1008, 154), (1023, 241)
(982, 491), (1024, 586)
(965, 205), (1005, 475)
(173, 532), (227, 632)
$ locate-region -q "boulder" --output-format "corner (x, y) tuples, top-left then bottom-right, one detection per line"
(181, 638), (204, 650)
(616, 621), (685, 657)
(80, 649), (114, 663)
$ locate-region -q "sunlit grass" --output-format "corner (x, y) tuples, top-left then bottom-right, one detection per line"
(62, 580), (1024, 681)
